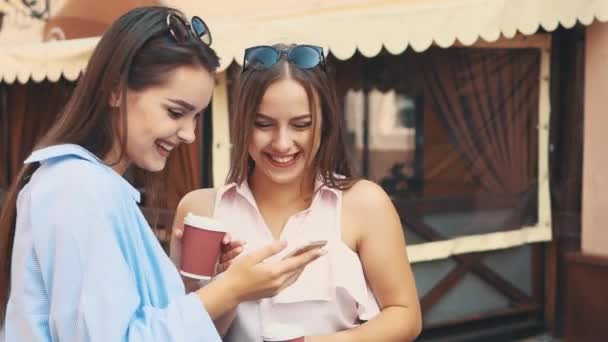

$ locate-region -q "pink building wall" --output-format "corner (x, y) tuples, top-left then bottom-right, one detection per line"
(582, 21), (608, 256)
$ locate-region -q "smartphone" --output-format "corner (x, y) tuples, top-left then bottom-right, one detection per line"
(283, 240), (327, 260)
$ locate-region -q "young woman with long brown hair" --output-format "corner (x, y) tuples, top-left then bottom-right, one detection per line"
(173, 44), (422, 341)
(0, 9), (322, 341)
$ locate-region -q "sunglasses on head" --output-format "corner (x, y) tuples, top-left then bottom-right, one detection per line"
(242, 45), (326, 72)
(166, 13), (212, 45)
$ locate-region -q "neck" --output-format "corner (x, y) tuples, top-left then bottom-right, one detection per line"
(249, 170), (315, 209)
(104, 143), (129, 175)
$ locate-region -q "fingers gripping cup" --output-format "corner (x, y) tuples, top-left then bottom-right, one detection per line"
(179, 213), (226, 280)
(262, 323), (305, 342)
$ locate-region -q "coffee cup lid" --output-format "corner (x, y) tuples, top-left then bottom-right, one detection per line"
(262, 323), (303, 341)
(184, 213), (225, 232)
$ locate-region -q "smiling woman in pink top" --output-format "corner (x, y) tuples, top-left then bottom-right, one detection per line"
(172, 44), (422, 341)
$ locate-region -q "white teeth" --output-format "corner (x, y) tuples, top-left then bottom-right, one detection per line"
(270, 154), (296, 164)
(158, 141), (173, 152)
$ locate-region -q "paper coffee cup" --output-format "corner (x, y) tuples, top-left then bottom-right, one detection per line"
(179, 213), (226, 280)
(262, 323), (305, 342)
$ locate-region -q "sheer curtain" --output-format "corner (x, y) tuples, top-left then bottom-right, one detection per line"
(422, 48), (540, 196)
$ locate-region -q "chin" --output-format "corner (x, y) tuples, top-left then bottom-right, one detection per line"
(135, 158), (167, 172)
(264, 169), (306, 185)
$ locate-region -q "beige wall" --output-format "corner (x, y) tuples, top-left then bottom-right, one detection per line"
(582, 21), (608, 256)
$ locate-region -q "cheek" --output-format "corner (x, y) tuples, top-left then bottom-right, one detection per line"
(247, 136), (260, 160)
(125, 118), (168, 157)
(250, 131), (269, 151)
(125, 106), (152, 138)
(299, 131), (316, 150)
(127, 118), (151, 145)
(124, 115), (142, 148)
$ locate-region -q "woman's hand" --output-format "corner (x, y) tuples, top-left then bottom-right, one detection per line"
(216, 234), (246, 274)
(220, 240), (325, 302)
(196, 240), (325, 319)
(169, 222), (185, 267)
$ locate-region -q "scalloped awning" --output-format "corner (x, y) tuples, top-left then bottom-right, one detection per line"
(1, 0), (607, 83)
(178, 0), (607, 60)
(0, 37), (97, 84)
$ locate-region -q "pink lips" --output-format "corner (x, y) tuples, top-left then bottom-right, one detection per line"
(265, 152), (299, 168)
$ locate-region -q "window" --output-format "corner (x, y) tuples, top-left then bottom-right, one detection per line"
(344, 89), (423, 198)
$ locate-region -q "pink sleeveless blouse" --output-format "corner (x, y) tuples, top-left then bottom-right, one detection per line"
(213, 181), (379, 341)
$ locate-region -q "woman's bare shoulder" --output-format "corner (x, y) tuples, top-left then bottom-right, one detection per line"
(343, 179), (392, 213)
(177, 188), (218, 217)
(343, 179), (401, 234)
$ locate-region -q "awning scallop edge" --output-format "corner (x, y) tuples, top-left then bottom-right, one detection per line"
(1, 0), (606, 83)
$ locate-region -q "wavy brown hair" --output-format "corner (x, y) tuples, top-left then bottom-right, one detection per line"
(0, 6), (220, 323)
(227, 44), (355, 191)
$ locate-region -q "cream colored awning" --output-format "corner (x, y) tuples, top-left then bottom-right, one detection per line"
(177, 0), (607, 59)
(1, 0), (607, 83)
(0, 37), (97, 84)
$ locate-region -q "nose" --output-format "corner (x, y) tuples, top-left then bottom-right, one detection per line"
(271, 127), (293, 152)
(177, 119), (196, 144)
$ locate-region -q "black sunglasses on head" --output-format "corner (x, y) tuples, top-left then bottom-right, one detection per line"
(166, 13), (212, 45)
(242, 45), (325, 72)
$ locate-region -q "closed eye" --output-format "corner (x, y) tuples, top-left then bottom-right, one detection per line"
(292, 121), (312, 129)
(254, 121), (273, 128)
(168, 108), (185, 119)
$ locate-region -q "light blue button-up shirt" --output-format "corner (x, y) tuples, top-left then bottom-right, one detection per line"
(3, 144), (221, 341)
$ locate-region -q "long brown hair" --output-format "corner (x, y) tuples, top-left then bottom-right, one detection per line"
(0, 6), (219, 323)
(227, 44), (354, 190)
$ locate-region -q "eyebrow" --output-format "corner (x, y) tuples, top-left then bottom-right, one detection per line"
(167, 99), (196, 111)
(255, 113), (312, 121)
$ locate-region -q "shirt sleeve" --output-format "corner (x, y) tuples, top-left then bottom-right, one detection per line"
(29, 164), (221, 342)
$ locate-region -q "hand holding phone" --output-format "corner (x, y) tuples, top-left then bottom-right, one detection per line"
(282, 240), (327, 260)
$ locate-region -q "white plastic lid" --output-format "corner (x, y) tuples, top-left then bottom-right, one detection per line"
(183, 213), (225, 232)
(262, 323), (304, 341)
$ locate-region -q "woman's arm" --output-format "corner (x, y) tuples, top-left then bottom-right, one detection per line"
(310, 180), (422, 342)
(31, 176), (222, 342)
(34, 180), (320, 341)
(170, 188), (237, 335)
